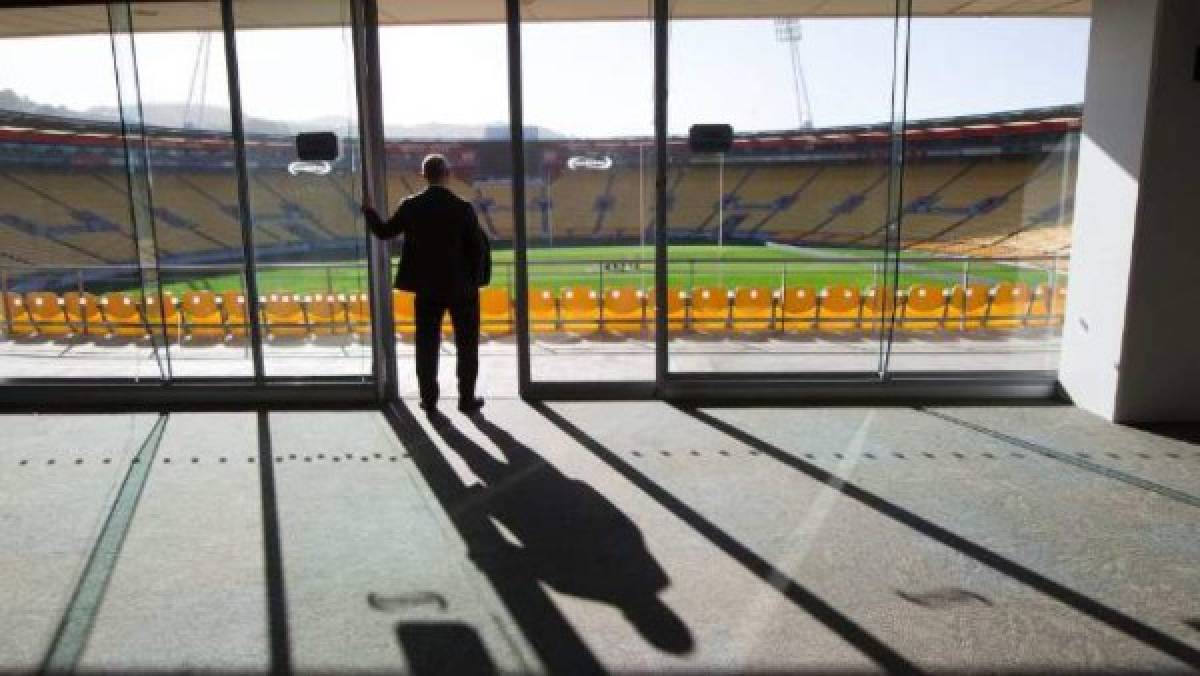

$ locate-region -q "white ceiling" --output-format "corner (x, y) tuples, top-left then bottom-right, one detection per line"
(0, 0), (1091, 37)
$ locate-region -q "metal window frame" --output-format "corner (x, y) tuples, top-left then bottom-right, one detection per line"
(507, 0), (532, 393)
(108, 0), (172, 382)
(351, 0), (396, 403)
(0, 0), (387, 409)
(219, 0), (268, 384)
(509, 0), (1063, 403)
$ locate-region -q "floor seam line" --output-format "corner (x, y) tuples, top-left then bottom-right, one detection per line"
(41, 412), (169, 673)
(918, 407), (1200, 510)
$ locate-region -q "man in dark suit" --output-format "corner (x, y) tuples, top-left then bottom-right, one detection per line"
(363, 154), (491, 413)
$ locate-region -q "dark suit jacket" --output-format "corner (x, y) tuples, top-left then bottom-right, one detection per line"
(368, 185), (491, 298)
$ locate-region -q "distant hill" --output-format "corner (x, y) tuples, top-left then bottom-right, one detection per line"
(0, 89), (566, 139)
(0, 90), (289, 134)
(0, 89), (92, 120)
(84, 103), (290, 135)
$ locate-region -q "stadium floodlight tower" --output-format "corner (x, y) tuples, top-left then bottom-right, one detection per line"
(183, 32), (213, 129)
(773, 18), (814, 131)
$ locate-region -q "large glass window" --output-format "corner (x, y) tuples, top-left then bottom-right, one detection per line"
(378, 11), (512, 398)
(506, 2), (1087, 388)
(0, 1), (378, 385)
(0, 1), (1090, 396)
(887, 8), (1087, 373)
(129, 1), (254, 378)
(521, 2), (656, 384)
(234, 0), (371, 378)
(0, 5), (156, 379)
(665, 7), (901, 375)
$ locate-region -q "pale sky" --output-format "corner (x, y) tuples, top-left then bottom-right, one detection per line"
(0, 17), (1090, 137)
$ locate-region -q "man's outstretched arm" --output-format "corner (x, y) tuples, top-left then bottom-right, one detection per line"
(363, 203), (407, 239)
(463, 204), (491, 287)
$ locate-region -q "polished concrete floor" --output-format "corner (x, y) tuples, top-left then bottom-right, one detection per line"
(2, 401), (1198, 674)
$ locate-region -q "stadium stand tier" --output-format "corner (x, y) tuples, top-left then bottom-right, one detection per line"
(0, 106), (1078, 316)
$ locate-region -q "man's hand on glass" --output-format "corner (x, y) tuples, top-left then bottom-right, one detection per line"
(362, 205), (383, 231)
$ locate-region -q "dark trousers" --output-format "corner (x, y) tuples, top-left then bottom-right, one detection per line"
(414, 291), (479, 403)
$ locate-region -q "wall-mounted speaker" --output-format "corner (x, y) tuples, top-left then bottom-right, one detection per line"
(688, 124), (733, 153)
(295, 132), (338, 161)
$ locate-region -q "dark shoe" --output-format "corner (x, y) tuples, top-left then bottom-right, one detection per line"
(458, 397), (485, 414)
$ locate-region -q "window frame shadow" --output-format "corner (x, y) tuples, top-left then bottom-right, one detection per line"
(674, 403), (1200, 669)
(380, 401), (606, 675)
(530, 402), (920, 674)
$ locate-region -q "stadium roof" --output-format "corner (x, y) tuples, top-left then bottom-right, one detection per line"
(0, 104), (1082, 151)
(2, 0), (1091, 37)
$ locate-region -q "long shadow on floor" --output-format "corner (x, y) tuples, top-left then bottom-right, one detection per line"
(256, 410), (292, 674)
(433, 411), (694, 656)
(382, 403), (600, 673)
(674, 404), (1200, 669)
(381, 402), (690, 675)
(531, 403), (920, 674)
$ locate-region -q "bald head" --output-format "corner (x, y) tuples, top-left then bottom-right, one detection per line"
(422, 154), (449, 185)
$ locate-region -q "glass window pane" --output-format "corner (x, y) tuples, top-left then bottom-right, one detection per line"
(522, 3), (655, 383)
(667, 6), (898, 375)
(887, 8), (1088, 373)
(0, 5), (153, 379)
(378, 13), (512, 399)
(130, 1), (254, 378)
(234, 0), (371, 378)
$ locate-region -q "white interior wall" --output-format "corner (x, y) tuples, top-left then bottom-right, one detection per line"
(1060, 0), (1200, 422)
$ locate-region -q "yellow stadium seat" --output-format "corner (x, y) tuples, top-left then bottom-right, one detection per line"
(3, 292), (37, 337)
(25, 292), (71, 337)
(1029, 284), (1067, 328)
(180, 291), (225, 339)
(528, 289), (558, 333)
(945, 283), (990, 330)
(986, 283), (1031, 330)
(345, 294), (372, 336)
(261, 294), (307, 339)
(732, 287), (774, 331)
(100, 293), (148, 338)
(304, 293), (346, 335)
(861, 287), (898, 332)
(393, 290), (416, 336)
(601, 287), (645, 335)
(779, 286), (817, 331)
(1052, 286), (1068, 325)
(901, 284), (947, 331)
(818, 285), (861, 331)
(480, 287), (512, 336)
(219, 291), (249, 337)
(646, 287), (687, 331)
(143, 293), (183, 339)
(560, 285), (600, 334)
(690, 286), (731, 332)
(63, 292), (104, 336)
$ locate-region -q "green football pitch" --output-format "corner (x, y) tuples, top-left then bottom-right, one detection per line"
(157, 244), (1062, 296)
